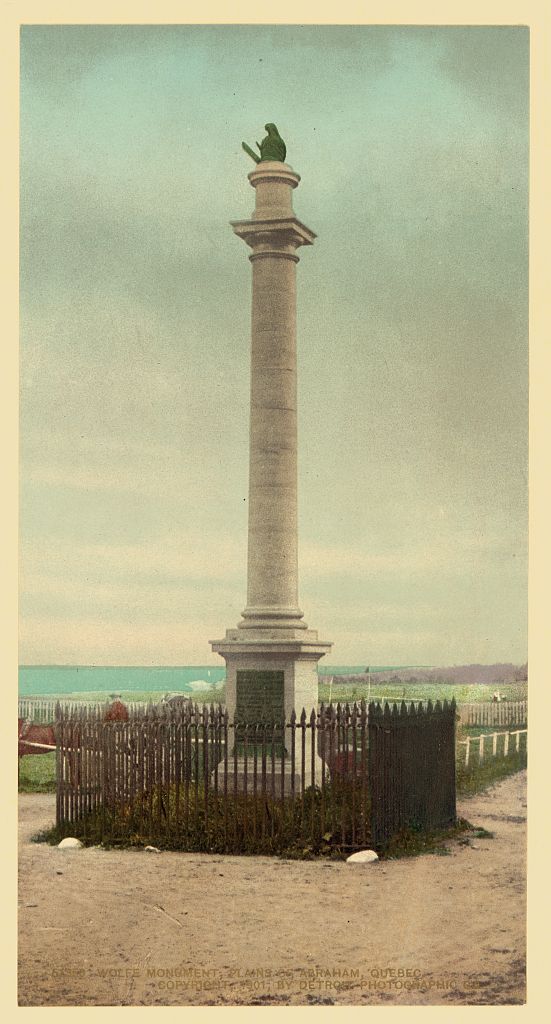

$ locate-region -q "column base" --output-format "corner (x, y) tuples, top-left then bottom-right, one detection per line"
(238, 605), (309, 631)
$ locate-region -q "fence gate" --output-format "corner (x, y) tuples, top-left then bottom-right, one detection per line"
(368, 700), (456, 848)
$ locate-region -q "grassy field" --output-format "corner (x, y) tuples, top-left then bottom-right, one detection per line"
(18, 752), (56, 793)
(458, 723), (527, 737)
(318, 680), (527, 706)
(456, 743), (527, 795)
(21, 680), (526, 710)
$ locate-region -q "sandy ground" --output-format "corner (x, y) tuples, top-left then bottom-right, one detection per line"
(18, 772), (526, 1006)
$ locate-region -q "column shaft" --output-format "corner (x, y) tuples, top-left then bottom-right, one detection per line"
(209, 158), (332, 742)
(247, 253), (299, 614)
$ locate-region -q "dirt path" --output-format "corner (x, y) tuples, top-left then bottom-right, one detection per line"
(18, 772), (526, 1006)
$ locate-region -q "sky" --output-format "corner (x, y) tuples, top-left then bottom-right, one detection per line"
(19, 24), (528, 667)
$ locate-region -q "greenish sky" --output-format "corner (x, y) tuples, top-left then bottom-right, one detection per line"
(19, 25), (528, 666)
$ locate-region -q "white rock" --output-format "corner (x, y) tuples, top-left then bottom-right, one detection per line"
(144, 845), (161, 854)
(346, 849), (379, 863)
(57, 837), (83, 850)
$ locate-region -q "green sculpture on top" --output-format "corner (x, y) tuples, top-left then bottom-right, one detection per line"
(242, 123), (287, 164)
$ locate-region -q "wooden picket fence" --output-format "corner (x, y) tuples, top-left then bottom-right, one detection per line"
(459, 701), (527, 727)
(457, 728), (527, 767)
(23, 695), (524, 727)
(54, 699), (457, 854)
(19, 696), (166, 723)
(19, 699), (95, 723)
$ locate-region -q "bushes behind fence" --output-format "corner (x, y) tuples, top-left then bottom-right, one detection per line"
(55, 777), (366, 858)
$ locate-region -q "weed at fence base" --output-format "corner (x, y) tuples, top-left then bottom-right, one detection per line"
(471, 826), (495, 839)
(42, 780), (371, 860)
(377, 817), (471, 859)
(34, 812), (483, 863)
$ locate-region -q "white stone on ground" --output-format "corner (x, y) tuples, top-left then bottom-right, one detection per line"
(57, 837), (83, 850)
(346, 850), (379, 863)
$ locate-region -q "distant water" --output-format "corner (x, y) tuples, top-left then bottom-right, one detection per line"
(18, 666), (226, 697)
(18, 664), (413, 697)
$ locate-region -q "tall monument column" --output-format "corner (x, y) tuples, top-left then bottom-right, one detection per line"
(239, 161), (309, 632)
(210, 127), (331, 775)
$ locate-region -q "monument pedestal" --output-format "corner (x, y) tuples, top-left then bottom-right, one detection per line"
(210, 632), (331, 790)
(212, 630), (331, 719)
(209, 630), (329, 790)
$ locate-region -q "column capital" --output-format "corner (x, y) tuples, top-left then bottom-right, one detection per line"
(231, 216), (316, 257)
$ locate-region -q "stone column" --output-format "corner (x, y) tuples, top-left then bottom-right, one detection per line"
(234, 162), (311, 632)
(210, 160), (332, 787)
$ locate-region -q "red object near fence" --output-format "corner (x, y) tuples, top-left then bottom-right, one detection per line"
(332, 750), (357, 775)
(18, 718), (56, 757)
(103, 700), (129, 722)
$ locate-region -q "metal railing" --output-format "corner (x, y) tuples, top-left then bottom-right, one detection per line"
(54, 699), (457, 854)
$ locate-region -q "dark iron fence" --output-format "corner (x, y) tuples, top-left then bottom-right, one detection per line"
(54, 699), (456, 854)
(368, 700), (456, 847)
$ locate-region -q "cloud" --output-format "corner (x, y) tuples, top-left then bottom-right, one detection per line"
(18, 25), (528, 666)
(19, 615), (228, 666)
(20, 531), (246, 586)
(300, 527), (523, 580)
(436, 27), (529, 125)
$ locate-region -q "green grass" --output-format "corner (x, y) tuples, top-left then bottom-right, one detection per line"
(471, 826), (495, 839)
(380, 816), (474, 859)
(456, 747), (527, 796)
(18, 752), (56, 792)
(455, 722), (527, 795)
(459, 723), (527, 737)
(319, 681), (527, 706)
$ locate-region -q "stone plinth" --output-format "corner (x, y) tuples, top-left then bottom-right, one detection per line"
(210, 159), (332, 786)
